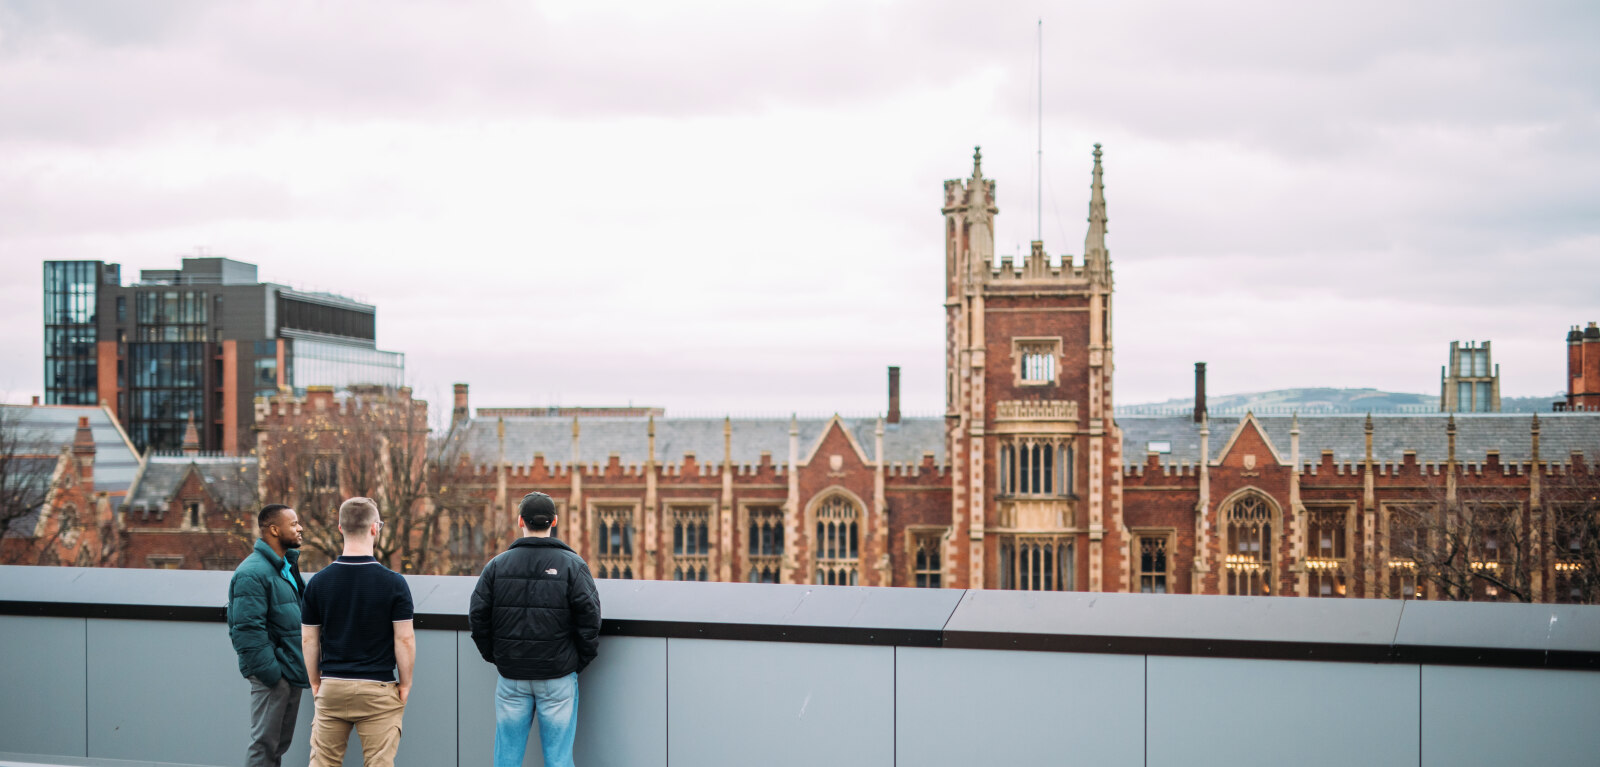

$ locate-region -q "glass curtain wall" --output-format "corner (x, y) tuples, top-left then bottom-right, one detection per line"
(43, 262), (99, 405)
(289, 338), (404, 391)
(127, 342), (205, 451)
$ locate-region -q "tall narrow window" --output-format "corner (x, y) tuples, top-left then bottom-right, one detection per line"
(1306, 508), (1349, 598)
(1017, 341), (1058, 384)
(1002, 438), (1071, 495)
(1224, 494), (1274, 596)
(595, 506), (635, 579)
(1138, 535), (1169, 593)
(999, 536), (1073, 591)
(746, 506), (783, 583)
(912, 533), (943, 588)
(1387, 504), (1430, 600)
(1553, 503), (1596, 604)
(813, 495), (860, 586)
(671, 506), (712, 582)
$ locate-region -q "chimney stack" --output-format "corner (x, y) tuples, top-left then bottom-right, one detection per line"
(887, 366), (901, 424)
(1194, 362), (1207, 423)
(1573, 322), (1600, 411)
(72, 416), (96, 482)
(453, 383), (471, 428)
(31, 395), (40, 406)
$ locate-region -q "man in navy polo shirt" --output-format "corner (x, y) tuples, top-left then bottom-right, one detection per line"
(301, 497), (416, 767)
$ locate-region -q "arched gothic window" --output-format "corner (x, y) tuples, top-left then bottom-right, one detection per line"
(746, 506), (783, 583)
(813, 495), (860, 586)
(998, 536), (1073, 591)
(999, 438), (1074, 496)
(595, 506), (635, 580)
(671, 506), (713, 582)
(1224, 494), (1275, 596)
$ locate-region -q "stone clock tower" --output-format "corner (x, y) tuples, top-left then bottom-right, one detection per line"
(943, 145), (1127, 591)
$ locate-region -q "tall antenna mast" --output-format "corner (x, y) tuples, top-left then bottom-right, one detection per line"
(1036, 18), (1043, 244)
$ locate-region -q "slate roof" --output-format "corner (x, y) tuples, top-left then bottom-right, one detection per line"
(1119, 412), (1600, 466)
(126, 455), (260, 511)
(0, 404), (141, 493)
(458, 416), (947, 467)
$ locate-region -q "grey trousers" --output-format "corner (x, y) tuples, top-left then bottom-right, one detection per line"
(248, 674), (303, 767)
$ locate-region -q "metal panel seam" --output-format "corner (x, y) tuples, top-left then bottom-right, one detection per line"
(935, 589), (969, 645)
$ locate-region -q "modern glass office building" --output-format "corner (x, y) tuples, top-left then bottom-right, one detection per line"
(41, 257), (405, 453)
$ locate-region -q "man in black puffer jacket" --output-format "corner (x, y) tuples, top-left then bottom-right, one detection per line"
(470, 492), (601, 767)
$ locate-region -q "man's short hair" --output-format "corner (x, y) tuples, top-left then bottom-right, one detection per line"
(258, 504), (292, 529)
(519, 492), (556, 531)
(338, 497), (380, 533)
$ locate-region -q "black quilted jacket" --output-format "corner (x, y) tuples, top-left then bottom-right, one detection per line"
(468, 537), (602, 679)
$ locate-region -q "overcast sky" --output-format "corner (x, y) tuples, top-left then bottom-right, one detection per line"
(2, 1), (1596, 416)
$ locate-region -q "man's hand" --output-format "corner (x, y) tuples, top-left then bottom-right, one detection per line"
(310, 680), (320, 696)
(393, 619), (416, 707)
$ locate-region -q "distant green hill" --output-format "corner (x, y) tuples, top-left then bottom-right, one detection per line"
(1117, 388), (1563, 416)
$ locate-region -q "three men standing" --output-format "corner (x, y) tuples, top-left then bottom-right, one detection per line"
(301, 497), (417, 767)
(227, 504), (308, 767)
(470, 491), (603, 767)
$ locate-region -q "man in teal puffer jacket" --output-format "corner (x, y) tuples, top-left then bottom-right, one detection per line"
(228, 504), (308, 767)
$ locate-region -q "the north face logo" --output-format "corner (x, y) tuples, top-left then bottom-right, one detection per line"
(546, 568), (559, 575)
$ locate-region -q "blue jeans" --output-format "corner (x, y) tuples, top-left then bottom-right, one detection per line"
(495, 672), (579, 767)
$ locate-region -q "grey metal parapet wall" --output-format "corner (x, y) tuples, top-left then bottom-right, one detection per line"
(0, 566), (1595, 670)
(2, 566), (1598, 767)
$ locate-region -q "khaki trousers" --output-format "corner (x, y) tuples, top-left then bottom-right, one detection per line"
(310, 679), (406, 767)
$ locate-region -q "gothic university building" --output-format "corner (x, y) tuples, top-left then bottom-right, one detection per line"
(428, 146), (1596, 603)
(13, 145), (1598, 603)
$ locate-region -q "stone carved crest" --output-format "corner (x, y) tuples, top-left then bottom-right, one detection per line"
(829, 454), (843, 472)
(1243, 454), (1257, 471)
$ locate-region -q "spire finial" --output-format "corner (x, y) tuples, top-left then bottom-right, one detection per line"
(1364, 412), (1373, 432)
(181, 413), (201, 456)
(972, 145), (982, 178)
(1084, 144), (1110, 283)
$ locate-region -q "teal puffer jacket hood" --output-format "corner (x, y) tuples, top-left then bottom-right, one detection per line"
(227, 539), (309, 688)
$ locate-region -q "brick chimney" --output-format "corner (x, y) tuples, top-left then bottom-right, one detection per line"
(1194, 362), (1207, 423)
(452, 383), (471, 428)
(887, 366), (901, 424)
(72, 416), (96, 482)
(1573, 322), (1600, 411)
(31, 395), (40, 405)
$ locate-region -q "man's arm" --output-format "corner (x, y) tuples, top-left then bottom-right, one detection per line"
(467, 562), (496, 663)
(393, 620), (416, 703)
(228, 573), (283, 687)
(301, 625), (321, 695)
(569, 560), (602, 671)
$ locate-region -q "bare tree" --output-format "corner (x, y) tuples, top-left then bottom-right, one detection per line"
(256, 387), (482, 574)
(1544, 466), (1600, 604)
(1389, 484), (1536, 602)
(0, 407), (55, 563)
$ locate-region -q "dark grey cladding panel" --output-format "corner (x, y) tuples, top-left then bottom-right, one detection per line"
(942, 590), (1405, 660)
(1394, 600), (1600, 654)
(4, 567), (1597, 669)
